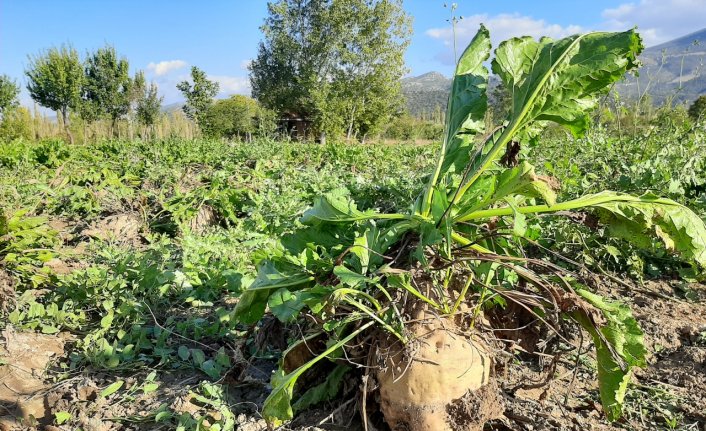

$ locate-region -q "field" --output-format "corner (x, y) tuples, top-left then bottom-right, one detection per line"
(0, 125), (705, 431)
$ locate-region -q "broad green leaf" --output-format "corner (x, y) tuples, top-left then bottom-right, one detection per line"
(262, 321), (374, 426)
(493, 162), (557, 206)
(191, 349), (206, 366)
(506, 198), (527, 237)
(142, 383), (159, 394)
(333, 265), (375, 288)
(572, 288), (646, 421)
(268, 285), (334, 322)
(493, 30), (643, 138)
(421, 24), (490, 215)
(458, 191), (706, 268)
(301, 188), (402, 224)
(441, 24), (491, 175)
(246, 260), (315, 292)
(100, 380), (124, 398)
(201, 360), (220, 379)
(447, 29), (643, 205)
(350, 226), (384, 274)
(590, 193), (706, 267)
(178, 345), (190, 361)
(155, 411), (172, 422)
(234, 260), (315, 324)
(232, 289), (270, 325)
(456, 161), (557, 220)
(268, 288), (299, 322)
(292, 365), (349, 413)
(100, 310), (114, 329)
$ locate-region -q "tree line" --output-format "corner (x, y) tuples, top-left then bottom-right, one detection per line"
(1, 0), (415, 144)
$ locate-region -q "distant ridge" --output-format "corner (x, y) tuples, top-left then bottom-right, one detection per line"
(401, 72), (451, 117)
(618, 27), (706, 104)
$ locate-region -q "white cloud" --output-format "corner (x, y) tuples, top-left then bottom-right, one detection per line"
(601, 0), (706, 46)
(209, 75), (251, 96)
(146, 60), (188, 76)
(426, 13), (583, 64)
(239, 59), (252, 70)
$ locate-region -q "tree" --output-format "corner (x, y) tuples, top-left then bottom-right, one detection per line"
(0, 75), (20, 117)
(83, 45), (131, 135)
(250, 0), (411, 140)
(136, 81), (163, 138)
(201, 95), (260, 140)
(688, 95), (706, 123)
(176, 66), (219, 130)
(25, 44), (83, 144)
(0, 107), (32, 141)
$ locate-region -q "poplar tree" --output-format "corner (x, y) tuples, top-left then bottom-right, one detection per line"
(176, 66), (219, 131)
(26, 44), (84, 144)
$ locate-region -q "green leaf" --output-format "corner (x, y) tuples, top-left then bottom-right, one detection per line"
(142, 383), (159, 394)
(100, 310), (114, 329)
(458, 191), (706, 268)
(178, 345), (190, 361)
(201, 360), (220, 379)
(155, 411), (172, 422)
(442, 28), (643, 208)
(54, 411), (71, 425)
(191, 349), (206, 366)
(333, 265), (374, 288)
(350, 226), (382, 275)
(572, 288), (646, 421)
(268, 288), (300, 322)
(100, 380), (124, 398)
(506, 198), (527, 237)
(292, 365), (349, 413)
(300, 188), (377, 224)
(493, 29), (643, 138)
(262, 321), (374, 426)
(420, 24), (491, 216)
(590, 193), (706, 268)
(234, 260), (315, 324)
(440, 24), (491, 175)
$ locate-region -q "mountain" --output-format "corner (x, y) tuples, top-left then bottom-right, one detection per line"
(161, 102), (183, 113)
(401, 72), (505, 118)
(401, 72), (451, 117)
(618, 28), (706, 104)
(401, 28), (706, 116)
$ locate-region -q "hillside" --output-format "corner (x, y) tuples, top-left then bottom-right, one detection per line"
(618, 28), (706, 104)
(401, 72), (451, 117)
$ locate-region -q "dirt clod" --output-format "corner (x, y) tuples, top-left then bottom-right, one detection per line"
(0, 327), (66, 427)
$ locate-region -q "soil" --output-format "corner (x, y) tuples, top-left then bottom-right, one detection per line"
(0, 269), (14, 313)
(0, 273), (704, 430)
(486, 279), (706, 431)
(80, 214), (144, 246)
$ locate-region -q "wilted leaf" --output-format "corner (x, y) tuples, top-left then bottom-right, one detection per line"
(572, 288), (646, 421)
(293, 365), (349, 412)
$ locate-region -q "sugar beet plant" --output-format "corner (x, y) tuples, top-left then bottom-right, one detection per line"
(235, 26), (706, 430)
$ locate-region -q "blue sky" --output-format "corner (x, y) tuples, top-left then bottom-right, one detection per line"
(2, 0), (706, 105)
